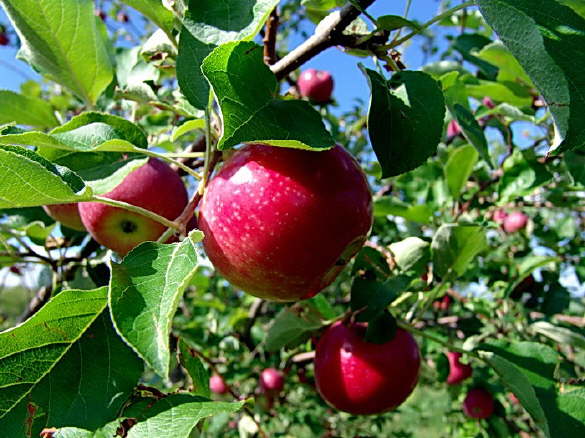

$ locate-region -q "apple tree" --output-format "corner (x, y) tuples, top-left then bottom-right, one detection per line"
(0, 0), (583, 437)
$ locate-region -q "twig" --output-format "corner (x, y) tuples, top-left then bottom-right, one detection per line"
(239, 298), (265, 350)
(270, 0), (376, 79)
(263, 7), (279, 65)
(291, 351), (315, 363)
(19, 286), (51, 322)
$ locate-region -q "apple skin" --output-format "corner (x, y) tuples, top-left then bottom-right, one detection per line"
(43, 203), (86, 231)
(260, 368), (285, 393)
(79, 158), (188, 256)
(198, 144), (373, 302)
(492, 209), (508, 225)
(463, 388), (495, 419)
(209, 374), (229, 395)
(503, 211), (528, 233)
(446, 351), (472, 385)
(298, 69), (334, 103)
(314, 322), (420, 415)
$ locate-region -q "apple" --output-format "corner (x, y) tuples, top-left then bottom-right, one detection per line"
(492, 209), (508, 225)
(0, 33), (9, 46)
(482, 96), (496, 109)
(503, 211), (528, 233)
(447, 119), (462, 139)
(433, 294), (452, 311)
(43, 203), (86, 231)
(314, 322), (420, 415)
(260, 368), (285, 393)
(79, 158), (188, 256)
(198, 144), (372, 302)
(446, 351), (472, 385)
(297, 69), (334, 103)
(463, 388), (495, 419)
(209, 374), (229, 395)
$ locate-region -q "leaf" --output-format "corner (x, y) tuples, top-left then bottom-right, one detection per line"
(351, 274), (411, 322)
(531, 321), (585, 350)
(431, 224), (487, 278)
(53, 420), (122, 438)
(0, 145), (92, 208)
(452, 34), (498, 79)
(389, 237), (430, 273)
(109, 234), (202, 378)
(476, 41), (534, 87)
(265, 307), (324, 352)
(0, 90), (58, 129)
(126, 394), (244, 438)
(377, 15), (420, 31)
(444, 144), (479, 198)
(373, 196), (432, 223)
(557, 389), (585, 436)
(201, 41), (334, 150)
(0, 0), (114, 104)
(0, 288), (108, 420)
(476, 0), (585, 153)
(179, 339), (210, 398)
(565, 150), (585, 186)
(498, 149), (552, 202)
(450, 104), (491, 167)
(172, 119), (206, 142)
(361, 67), (445, 178)
(177, 0), (279, 110)
(121, 0), (175, 39)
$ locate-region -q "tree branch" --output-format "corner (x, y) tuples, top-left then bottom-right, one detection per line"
(263, 7), (279, 65)
(270, 0), (376, 79)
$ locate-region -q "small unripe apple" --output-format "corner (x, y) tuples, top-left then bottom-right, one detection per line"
(314, 322), (420, 415)
(260, 368), (285, 393)
(199, 144), (373, 302)
(463, 388), (495, 419)
(209, 374), (229, 394)
(43, 203), (86, 231)
(503, 211), (528, 233)
(0, 32), (9, 46)
(79, 158), (188, 256)
(446, 351), (472, 385)
(297, 69), (334, 103)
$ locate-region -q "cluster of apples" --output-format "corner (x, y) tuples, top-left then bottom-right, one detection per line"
(492, 209), (529, 233)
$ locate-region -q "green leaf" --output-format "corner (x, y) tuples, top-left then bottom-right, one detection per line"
(0, 287), (108, 420)
(0, 145), (92, 208)
(373, 196), (432, 223)
(476, 41), (534, 87)
(361, 67), (445, 178)
(450, 104), (491, 167)
(172, 119), (206, 142)
(431, 224), (487, 278)
(0, 0), (114, 104)
(109, 234), (202, 378)
(201, 41), (334, 150)
(351, 274), (411, 321)
(377, 15), (420, 31)
(0, 90), (58, 129)
(389, 237), (430, 273)
(464, 77), (533, 108)
(498, 149), (552, 202)
(265, 306), (324, 352)
(121, 0), (175, 39)
(452, 34), (498, 79)
(531, 321), (585, 350)
(126, 394), (244, 438)
(444, 144), (479, 198)
(565, 150), (585, 186)
(53, 420), (123, 438)
(179, 339), (211, 398)
(177, 0), (279, 110)
(557, 389), (585, 436)
(476, 0), (585, 153)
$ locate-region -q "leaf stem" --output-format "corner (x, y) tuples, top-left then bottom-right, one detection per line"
(137, 148), (202, 180)
(92, 196), (180, 230)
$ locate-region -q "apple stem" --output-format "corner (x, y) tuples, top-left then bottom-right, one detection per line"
(91, 196), (180, 230)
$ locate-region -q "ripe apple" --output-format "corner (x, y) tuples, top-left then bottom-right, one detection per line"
(492, 209), (508, 225)
(463, 388), (495, 419)
(297, 69), (334, 103)
(503, 211), (528, 233)
(198, 144), (373, 302)
(209, 374), (229, 395)
(79, 158), (188, 256)
(43, 203), (86, 231)
(260, 368), (285, 393)
(446, 351), (472, 385)
(314, 322), (420, 415)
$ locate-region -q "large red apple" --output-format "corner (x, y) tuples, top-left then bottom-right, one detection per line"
(446, 351), (472, 385)
(198, 144), (372, 302)
(79, 158), (188, 256)
(463, 388), (495, 419)
(503, 211), (528, 233)
(260, 368), (285, 393)
(43, 203), (85, 231)
(297, 69), (334, 103)
(314, 322), (420, 415)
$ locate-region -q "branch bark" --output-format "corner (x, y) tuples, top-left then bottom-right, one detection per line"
(270, 0), (376, 79)
(263, 7), (279, 65)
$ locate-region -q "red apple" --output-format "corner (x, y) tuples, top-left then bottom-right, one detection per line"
(260, 368), (285, 393)
(43, 203), (86, 231)
(446, 351), (472, 385)
(433, 294), (452, 311)
(314, 322), (420, 415)
(503, 211), (528, 233)
(492, 209), (508, 225)
(209, 374), (229, 395)
(198, 144), (372, 302)
(79, 158), (188, 256)
(298, 69), (334, 103)
(463, 388), (495, 419)
(0, 33), (9, 46)
(482, 97), (496, 109)
(447, 120), (462, 139)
